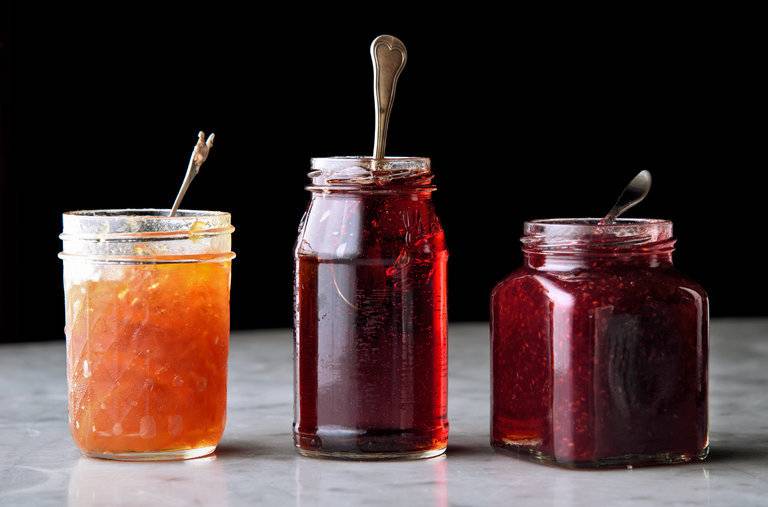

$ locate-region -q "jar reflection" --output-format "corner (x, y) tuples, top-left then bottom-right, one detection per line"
(67, 456), (228, 507)
(293, 454), (447, 506)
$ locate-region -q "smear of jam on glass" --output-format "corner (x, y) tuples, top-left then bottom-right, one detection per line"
(294, 157), (448, 459)
(491, 218), (708, 467)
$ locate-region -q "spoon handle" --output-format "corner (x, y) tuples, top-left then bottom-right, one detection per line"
(169, 132), (215, 217)
(371, 35), (407, 160)
(599, 170), (652, 225)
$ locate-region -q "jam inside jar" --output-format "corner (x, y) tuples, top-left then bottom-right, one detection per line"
(491, 219), (708, 467)
(294, 157), (448, 459)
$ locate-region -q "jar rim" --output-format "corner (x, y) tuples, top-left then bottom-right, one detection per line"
(310, 156), (430, 167)
(63, 208), (230, 218)
(308, 156), (432, 187)
(60, 209), (234, 263)
(522, 218), (674, 253)
(525, 217), (672, 232)
(61, 209), (233, 241)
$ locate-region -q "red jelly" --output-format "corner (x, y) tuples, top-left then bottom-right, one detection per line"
(294, 157), (448, 459)
(491, 219), (708, 467)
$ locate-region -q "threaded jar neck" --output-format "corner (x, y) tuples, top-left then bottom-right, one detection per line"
(522, 218), (675, 270)
(59, 209), (235, 264)
(307, 156), (434, 192)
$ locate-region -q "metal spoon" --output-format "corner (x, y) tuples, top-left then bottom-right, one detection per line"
(370, 35), (407, 160)
(169, 131), (215, 216)
(599, 170), (652, 225)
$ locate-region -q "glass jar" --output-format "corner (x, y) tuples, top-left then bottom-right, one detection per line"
(59, 209), (235, 460)
(293, 157), (449, 459)
(491, 218), (708, 468)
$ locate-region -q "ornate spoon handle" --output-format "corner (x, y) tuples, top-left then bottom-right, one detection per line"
(169, 131), (215, 216)
(370, 35), (407, 160)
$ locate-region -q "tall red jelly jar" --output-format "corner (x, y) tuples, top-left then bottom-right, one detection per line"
(491, 218), (708, 467)
(293, 157), (449, 460)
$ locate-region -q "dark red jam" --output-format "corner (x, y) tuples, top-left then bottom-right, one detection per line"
(491, 219), (708, 467)
(294, 157), (448, 459)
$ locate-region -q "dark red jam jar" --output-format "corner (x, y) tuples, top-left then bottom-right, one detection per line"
(293, 157), (448, 460)
(491, 218), (708, 468)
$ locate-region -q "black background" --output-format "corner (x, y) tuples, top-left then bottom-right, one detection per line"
(1, 5), (764, 342)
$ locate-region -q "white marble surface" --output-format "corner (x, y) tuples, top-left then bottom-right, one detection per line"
(1, 320), (767, 506)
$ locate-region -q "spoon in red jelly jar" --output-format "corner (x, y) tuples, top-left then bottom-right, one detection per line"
(371, 35), (407, 160)
(598, 170), (652, 225)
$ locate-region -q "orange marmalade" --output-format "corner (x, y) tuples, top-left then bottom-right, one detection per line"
(60, 210), (234, 460)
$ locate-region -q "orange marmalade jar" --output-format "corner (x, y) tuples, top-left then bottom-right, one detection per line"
(59, 210), (235, 460)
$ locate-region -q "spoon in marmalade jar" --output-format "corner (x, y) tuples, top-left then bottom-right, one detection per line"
(169, 131), (215, 216)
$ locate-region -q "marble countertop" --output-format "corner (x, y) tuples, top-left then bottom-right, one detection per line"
(1, 320), (767, 506)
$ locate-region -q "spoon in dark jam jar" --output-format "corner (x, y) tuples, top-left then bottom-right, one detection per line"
(491, 168), (709, 467)
(599, 169), (652, 225)
(293, 35), (450, 460)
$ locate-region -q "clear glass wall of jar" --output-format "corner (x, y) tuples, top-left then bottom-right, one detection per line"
(491, 219), (708, 468)
(293, 157), (449, 459)
(59, 209), (235, 461)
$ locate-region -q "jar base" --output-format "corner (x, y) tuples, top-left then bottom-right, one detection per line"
(296, 446), (446, 461)
(83, 445), (217, 462)
(492, 442), (709, 469)
(293, 426), (449, 461)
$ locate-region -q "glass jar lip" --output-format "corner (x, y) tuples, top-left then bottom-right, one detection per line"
(522, 218), (674, 252)
(310, 156), (430, 169)
(525, 217), (672, 233)
(308, 156), (432, 187)
(63, 208), (230, 218)
(61, 209), (233, 240)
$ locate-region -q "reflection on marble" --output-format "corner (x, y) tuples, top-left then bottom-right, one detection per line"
(67, 456), (228, 506)
(1, 321), (767, 506)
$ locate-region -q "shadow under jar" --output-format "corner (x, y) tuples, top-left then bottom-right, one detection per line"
(59, 210), (235, 461)
(293, 157), (449, 460)
(491, 219), (708, 468)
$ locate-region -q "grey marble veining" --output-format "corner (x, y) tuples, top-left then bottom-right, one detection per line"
(1, 320), (767, 506)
